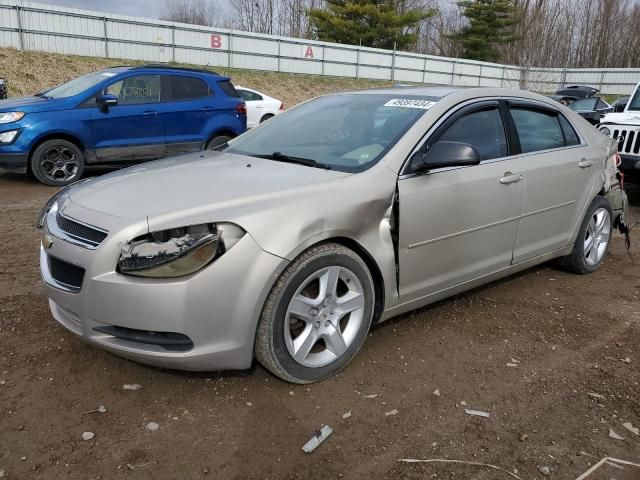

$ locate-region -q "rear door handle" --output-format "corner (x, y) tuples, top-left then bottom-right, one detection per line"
(499, 172), (523, 184)
(201, 106), (215, 111)
(578, 159), (593, 168)
(142, 111), (158, 116)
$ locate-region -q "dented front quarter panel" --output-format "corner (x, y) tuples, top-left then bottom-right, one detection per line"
(147, 162), (401, 312)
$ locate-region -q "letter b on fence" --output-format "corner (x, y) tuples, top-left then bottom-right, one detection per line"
(210, 34), (222, 49)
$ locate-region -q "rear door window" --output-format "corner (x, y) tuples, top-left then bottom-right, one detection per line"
(106, 75), (161, 105)
(510, 107), (565, 153)
(168, 76), (210, 101)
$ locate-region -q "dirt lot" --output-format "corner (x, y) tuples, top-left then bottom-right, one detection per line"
(0, 171), (639, 480)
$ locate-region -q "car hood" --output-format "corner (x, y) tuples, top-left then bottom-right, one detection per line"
(601, 111), (640, 126)
(0, 95), (73, 113)
(69, 151), (352, 220)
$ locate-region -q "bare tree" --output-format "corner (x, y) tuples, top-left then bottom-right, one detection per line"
(161, 0), (224, 26)
(166, 0), (640, 69)
(228, 0), (323, 37)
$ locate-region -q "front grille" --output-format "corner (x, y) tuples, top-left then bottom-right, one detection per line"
(56, 210), (108, 248)
(48, 255), (85, 292)
(612, 127), (640, 155)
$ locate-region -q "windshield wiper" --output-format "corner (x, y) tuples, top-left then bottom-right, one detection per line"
(251, 151), (332, 170)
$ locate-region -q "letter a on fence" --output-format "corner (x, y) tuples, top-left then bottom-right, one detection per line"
(304, 46), (314, 58)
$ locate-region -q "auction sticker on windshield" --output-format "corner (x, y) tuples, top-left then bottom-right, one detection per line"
(383, 98), (436, 109)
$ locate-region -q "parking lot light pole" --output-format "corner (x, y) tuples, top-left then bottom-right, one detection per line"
(103, 16), (108, 58)
(16, 5), (24, 51)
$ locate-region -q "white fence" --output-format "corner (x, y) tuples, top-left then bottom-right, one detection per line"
(1, 0), (639, 95)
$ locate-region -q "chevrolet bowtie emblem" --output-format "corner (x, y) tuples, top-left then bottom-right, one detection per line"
(42, 233), (54, 250)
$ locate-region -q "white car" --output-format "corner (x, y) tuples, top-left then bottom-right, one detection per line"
(236, 86), (283, 128)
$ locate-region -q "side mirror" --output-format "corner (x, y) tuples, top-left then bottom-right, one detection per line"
(614, 101), (627, 113)
(410, 141), (480, 173)
(98, 93), (118, 111)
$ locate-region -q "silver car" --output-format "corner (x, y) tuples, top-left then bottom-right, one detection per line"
(37, 87), (628, 383)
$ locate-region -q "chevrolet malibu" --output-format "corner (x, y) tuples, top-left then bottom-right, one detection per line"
(38, 87), (628, 383)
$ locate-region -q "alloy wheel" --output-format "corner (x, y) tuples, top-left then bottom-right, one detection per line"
(284, 266), (366, 368)
(40, 145), (80, 183)
(583, 207), (611, 266)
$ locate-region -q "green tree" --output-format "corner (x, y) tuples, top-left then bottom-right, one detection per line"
(448, 0), (519, 63)
(308, 0), (436, 51)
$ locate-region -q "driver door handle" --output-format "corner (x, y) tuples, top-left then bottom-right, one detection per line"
(141, 110), (158, 116)
(500, 172), (523, 184)
(578, 159), (593, 168)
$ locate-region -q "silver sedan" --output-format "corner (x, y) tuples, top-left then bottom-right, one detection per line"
(37, 87), (628, 383)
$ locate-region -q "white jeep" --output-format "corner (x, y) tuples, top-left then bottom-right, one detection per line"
(599, 82), (640, 181)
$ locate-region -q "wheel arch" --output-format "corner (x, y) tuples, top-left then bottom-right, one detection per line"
(260, 113), (275, 123)
(206, 129), (237, 145)
(273, 236), (386, 326)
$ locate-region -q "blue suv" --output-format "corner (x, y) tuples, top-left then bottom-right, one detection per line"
(0, 65), (247, 185)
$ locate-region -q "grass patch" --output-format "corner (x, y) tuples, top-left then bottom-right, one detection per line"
(0, 47), (392, 106)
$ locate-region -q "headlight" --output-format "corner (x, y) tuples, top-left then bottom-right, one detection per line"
(118, 223), (245, 278)
(599, 126), (611, 136)
(0, 130), (18, 143)
(36, 177), (93, 228)
(0, 112), (25, 124)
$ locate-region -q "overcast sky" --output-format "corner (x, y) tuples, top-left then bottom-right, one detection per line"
(40, 0), (228, 19)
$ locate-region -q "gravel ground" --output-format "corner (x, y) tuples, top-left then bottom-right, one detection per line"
(0, 172), (639, 480)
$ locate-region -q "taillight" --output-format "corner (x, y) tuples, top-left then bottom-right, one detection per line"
(279, 102), (284, 111)
(235, 102), (247, 116)
(619, 170), (625, 190)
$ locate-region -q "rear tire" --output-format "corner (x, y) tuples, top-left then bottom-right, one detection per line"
(260, 114), (274, 124)
(556, 196), (612, 274)
(205, 135), (232, 150)
(30, 139), (85, 186)
(255, 243), (375, 384)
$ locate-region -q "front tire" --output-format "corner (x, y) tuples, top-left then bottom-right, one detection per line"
(30, 139), (85, 186)
(557, 196), (613, 274)
(255, 243), (375, 384)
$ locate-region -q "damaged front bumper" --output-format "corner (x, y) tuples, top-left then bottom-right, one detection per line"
(39, 201), (286, 371)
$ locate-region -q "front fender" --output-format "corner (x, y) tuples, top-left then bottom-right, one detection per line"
(21, 110), (92, 152)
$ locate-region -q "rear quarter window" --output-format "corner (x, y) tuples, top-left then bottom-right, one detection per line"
(218, 80), (240, 98)
(558, 115), (581, 146)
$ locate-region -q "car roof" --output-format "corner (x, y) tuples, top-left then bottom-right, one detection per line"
(343, 86), (462, 99)
(101, 64), (225, 77)
(334, 86), (558, 105)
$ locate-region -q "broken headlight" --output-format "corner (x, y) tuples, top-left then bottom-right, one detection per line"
(118, 223), (244, 278)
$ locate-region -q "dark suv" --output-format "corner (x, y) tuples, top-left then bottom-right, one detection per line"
(0, 65), (247, 185)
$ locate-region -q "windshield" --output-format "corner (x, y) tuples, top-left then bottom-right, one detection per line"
(568, 97), (598, 112)
(629, 88), (640, 111)
(44, 70), (118, 99)
(225, 93), (439, 172)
